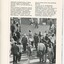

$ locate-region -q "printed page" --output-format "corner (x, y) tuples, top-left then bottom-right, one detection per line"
(1, 0), (62, 64)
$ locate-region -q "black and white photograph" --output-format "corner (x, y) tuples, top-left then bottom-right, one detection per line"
(10, 18), (56, 64)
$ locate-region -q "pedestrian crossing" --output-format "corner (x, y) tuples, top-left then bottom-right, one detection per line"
(30, 58), (39, 64)
(10, 52), (55, 64)
(21, 54), (28, 61)
(10, 53), (40, 64)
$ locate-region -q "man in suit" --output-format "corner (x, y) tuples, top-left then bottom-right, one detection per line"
(22, 34), (27, 52)
(11, 42), (19, 64)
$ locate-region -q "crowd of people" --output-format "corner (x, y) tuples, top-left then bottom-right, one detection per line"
(10, 20), (56, 64)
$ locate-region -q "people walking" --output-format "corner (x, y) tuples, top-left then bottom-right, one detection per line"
(17, 43), (23, 61)
(37, 41), (46, 62)
(34, 33), (39, 50)
(47, 43), (54, 63)
(22, 34), (27, 52)
(28, 30), (34, 47)
(11, 42), (19, 64)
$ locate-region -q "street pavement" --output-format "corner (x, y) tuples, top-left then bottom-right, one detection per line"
(21, 24), (50, 35)
(10, 50), (55, 64)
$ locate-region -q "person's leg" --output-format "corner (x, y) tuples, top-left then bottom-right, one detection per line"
(54, 47), (56, 62)
(45, 53), (46, 62)
(52, 45), (56, 63)
(13, 54), (16, 63)
(43, 54), (46, 62)
(31, 41), (33, 47)
(19, 53), (21, 61)
(23, 44), (25, 51)
(42, 54), (44, 62)
(29, 48), (31, 56)
(39, 57), (41, 62)
(39, 51), (41, 62)
(35, 43), (36, 48)
(36, 43), (38, 50)
(23, 43), (26, 52)
(13, 54), (15, 63)
(16, 54), (18, 63)
(18, 53), (20, 61)
(24, 44), (26, 51)
(35, 43), (37, 50)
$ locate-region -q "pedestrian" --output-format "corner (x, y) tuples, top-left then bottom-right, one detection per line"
(28, 30), (34, 47)
(16, 31), (20, 40)
(34, 19), (38, 28)
(22, 34), (27, 52)
(26, 42), (32, 56)
(44, 34), (49, 53)
(11, 22), (15, 37)
(38, 31), (42, 42)
(13, 33), (18, 41)
(52, 41), (56, 63)
(34, 33), (39, 50)
(11, 42), (19, 64)
(37, 41), (46, 62)
(17, 43), (23, 61)
(47, 43), (54, 63)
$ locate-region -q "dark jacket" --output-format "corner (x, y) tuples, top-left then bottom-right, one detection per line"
(34, 35), (39, 43)
(11, 44), (19, 55)
(22, 36), (27, 45)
